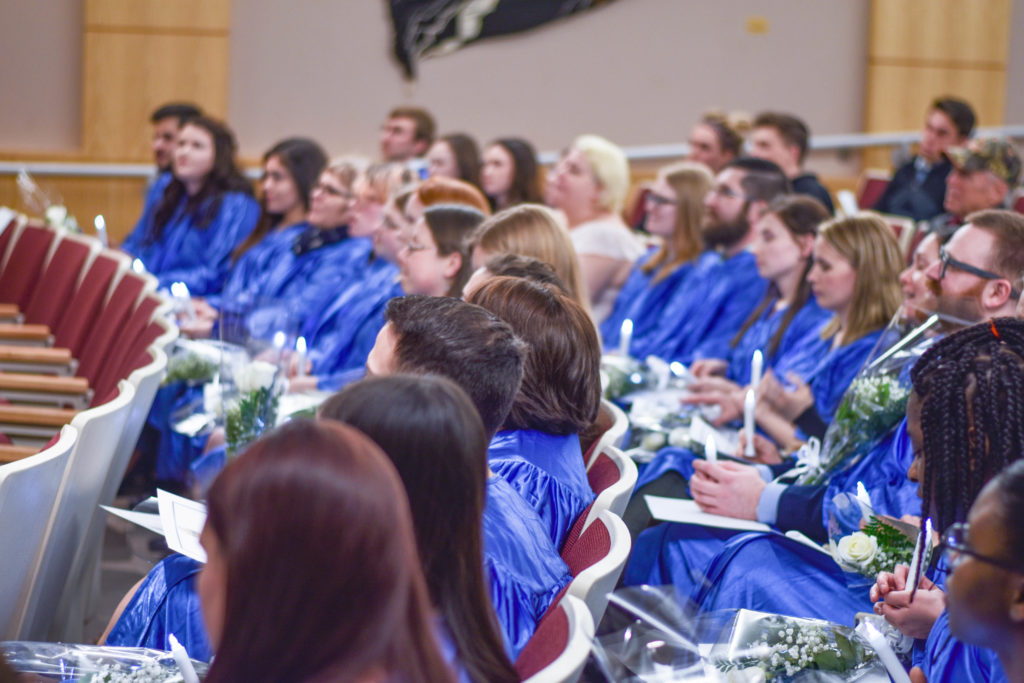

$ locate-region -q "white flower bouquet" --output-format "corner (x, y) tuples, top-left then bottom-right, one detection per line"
(16, 169), (80, 233)
(0, 642), (208, 681)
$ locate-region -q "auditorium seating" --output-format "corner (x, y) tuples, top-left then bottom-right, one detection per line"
(582, 398), (628, 471)
(515, 594), (594, 683)
(855, 170), (891, 211)
(562, 509), (631, 628)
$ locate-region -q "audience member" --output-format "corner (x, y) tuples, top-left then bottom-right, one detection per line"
(463, 253), (569, 300)
(687, 110), (750, 174)
(873, 97), (976, 221)
(199, 420), (454, 683)
(121, 115), (259, 296)
(380, 106), (436, 162)
(481, 138), (543, 211)
(405, 175), (492, 222)
(320, 376), (520, 680)
(644, 157), (788, 362)
(548, 134), (645, 323)
(468, 276), (601, 550)
(427, 133), (481, 187)
(149, 102), (202, 174)
(750, 112), (835, 213)
(399, 204), (486, 297)
(600, 161), (713, 354)
(468, 203), (589, 310)
(928, 139), (1022, 235)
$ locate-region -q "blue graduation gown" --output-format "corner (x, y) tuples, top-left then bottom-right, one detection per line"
(807, 330), (883, 427)
(105, 554), (213, 662)
(921, 611), (1009, 683)
(212, 223), (308, 312)
(725, 296), (832, 386)
(122, 191), (260, 296)
(302, 255), (402, 391)
(488, 429), (595, 552)
(643, 250), (768, 364)
(600, 248), (697, 356)
(483, 476), (572, 659)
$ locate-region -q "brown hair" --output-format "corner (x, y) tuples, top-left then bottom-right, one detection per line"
(416, 176), (491, 215)
(320, 375), (517, 683)
(701, 110), (751, 158)
(731, 195), (830, 355)
(203, 420), (453, 683)
(818, 213), (904, 342)
(965, 209), (1024, 287)
(468, 276), (601, 434)
(640, 161), (713, 283)
(389, 106), (436, 145)
(469, 204), (589, 312)
(753, 111), (811, 164)
(422, 204), (487, 297)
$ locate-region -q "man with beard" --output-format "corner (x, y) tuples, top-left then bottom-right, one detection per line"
(642, 157), (790, 363)
(927, 138), (1021, 236)
(924, 209), (1024, 323)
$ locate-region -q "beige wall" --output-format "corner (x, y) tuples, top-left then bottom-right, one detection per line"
(0, 0), (1021, 159)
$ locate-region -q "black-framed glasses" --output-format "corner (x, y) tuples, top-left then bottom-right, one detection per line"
(708, 185), (747, 200)
(940, 522), (1024, 574)
(938, 247), (1022, 299)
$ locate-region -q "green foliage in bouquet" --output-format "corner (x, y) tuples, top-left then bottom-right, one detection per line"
(225, 387), (279, 457)
(162, 353), (218, 386)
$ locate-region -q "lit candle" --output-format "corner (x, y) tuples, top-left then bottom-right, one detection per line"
(168, 633), (200, 683)
(93, 214), (108, 248)
(170, 282), (195, 321)
(704, 434), (717, 463)
(743, 388), (756, 458)
(750, 349), (763, 392)
(295, 336), (307, 378)
(619, 318), (634, 358)
(908, 518), (933, 600)
(131, 258), (146, 274)
(861, 622), (912, 683)
(856, 481), (873, 521)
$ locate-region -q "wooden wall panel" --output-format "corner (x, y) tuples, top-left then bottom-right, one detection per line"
(85, 0), (230, 33)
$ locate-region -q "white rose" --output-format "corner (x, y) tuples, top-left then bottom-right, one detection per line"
(836, 531), (878, 568)
(641, 431), (666, 451)
(236, 360), (278, 393)
(45, 204), (67, 226)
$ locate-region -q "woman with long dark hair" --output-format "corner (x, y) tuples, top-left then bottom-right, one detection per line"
(481, 138), (543, 211)
(320, 375), (524, 680)
(199, 420), (453, 683)
(427, 133), (482, 188)
(121, 115), (259, 296)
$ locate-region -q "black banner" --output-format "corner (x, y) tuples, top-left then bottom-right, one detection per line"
(389, 0), (615, 79)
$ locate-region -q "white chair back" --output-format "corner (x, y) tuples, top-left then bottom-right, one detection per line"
(586, 399), (628, 471)
(0, 425), (77, 640)
(20, 381), (135, 640)
(566, 509), (631, 627)
(522, 595), (594, 683)
(581, 445), (637, 532)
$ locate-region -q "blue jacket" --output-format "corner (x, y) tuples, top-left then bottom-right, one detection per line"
(488, 429), (595, 552)
(922, 610), (1009, 683)
(122, 190), (260, 296)
(483, 476), (572, 659)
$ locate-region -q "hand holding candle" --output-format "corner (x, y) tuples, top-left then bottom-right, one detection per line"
(743, 388), (756, 458)
(170, 282), (196, 321)
(704, 434), (717, 463)
(295, 336), (307, 378)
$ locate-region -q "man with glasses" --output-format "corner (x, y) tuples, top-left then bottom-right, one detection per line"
(928, 138), (1022, 236)
(924, 209), (1024, 322)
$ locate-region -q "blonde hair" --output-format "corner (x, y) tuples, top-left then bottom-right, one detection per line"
(641, 161), (714, 283)
(324, 156), (368, 191)
(469, 204), (590, 313)
(819, 213), (904, 343)
(573, 134), (629, 213)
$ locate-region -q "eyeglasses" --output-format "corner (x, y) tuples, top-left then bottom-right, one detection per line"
(939, 522), (1024, 573)
(644, 191), (678, 207)
(315, 182), (355, 201)
(708, 185), (747, 200)
(938, 247), (1021, 299)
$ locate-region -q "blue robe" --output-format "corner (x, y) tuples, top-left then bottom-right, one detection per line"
(600, 248), (697, 356)
(105, 554), (212, 662)
(122, 190), (260, 296)
(805, 330), (883, 432)
(488, 429), (595, 552)
(217, 223), (372, 341)
(483, 476), (572, 659)
(642, 250), (768, 364)
(302, 255), (402, 391)
(921, 610), (1009, 683)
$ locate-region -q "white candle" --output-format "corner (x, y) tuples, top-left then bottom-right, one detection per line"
(168, 633), (200, 683)
(619, 318), (634, 357)
(861, 622), (912, 683)
(170, 281), (195, 321)
(750, 349), (763, 392)
(704, 434), (717, 463)
(93, 214), (108, 248)
(295, 336), (307, 378)
(743, 388), (756, 458)
(131, 257), (146, 274)
(908, 518), (933, 599)
(273, 330), (286, 350)
(856, 481), (873, 521)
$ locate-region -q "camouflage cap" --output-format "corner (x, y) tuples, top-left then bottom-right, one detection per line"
(946, 138), (1022, 186)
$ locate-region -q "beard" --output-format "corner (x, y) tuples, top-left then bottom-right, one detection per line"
(929, 277), (988, 328)
(702, 201), (751, 249)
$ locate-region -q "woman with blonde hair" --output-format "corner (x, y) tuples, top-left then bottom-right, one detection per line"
(468, 204), (589, 312)
(601, 161), (713, 353)
(547, 134), (645, 322)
